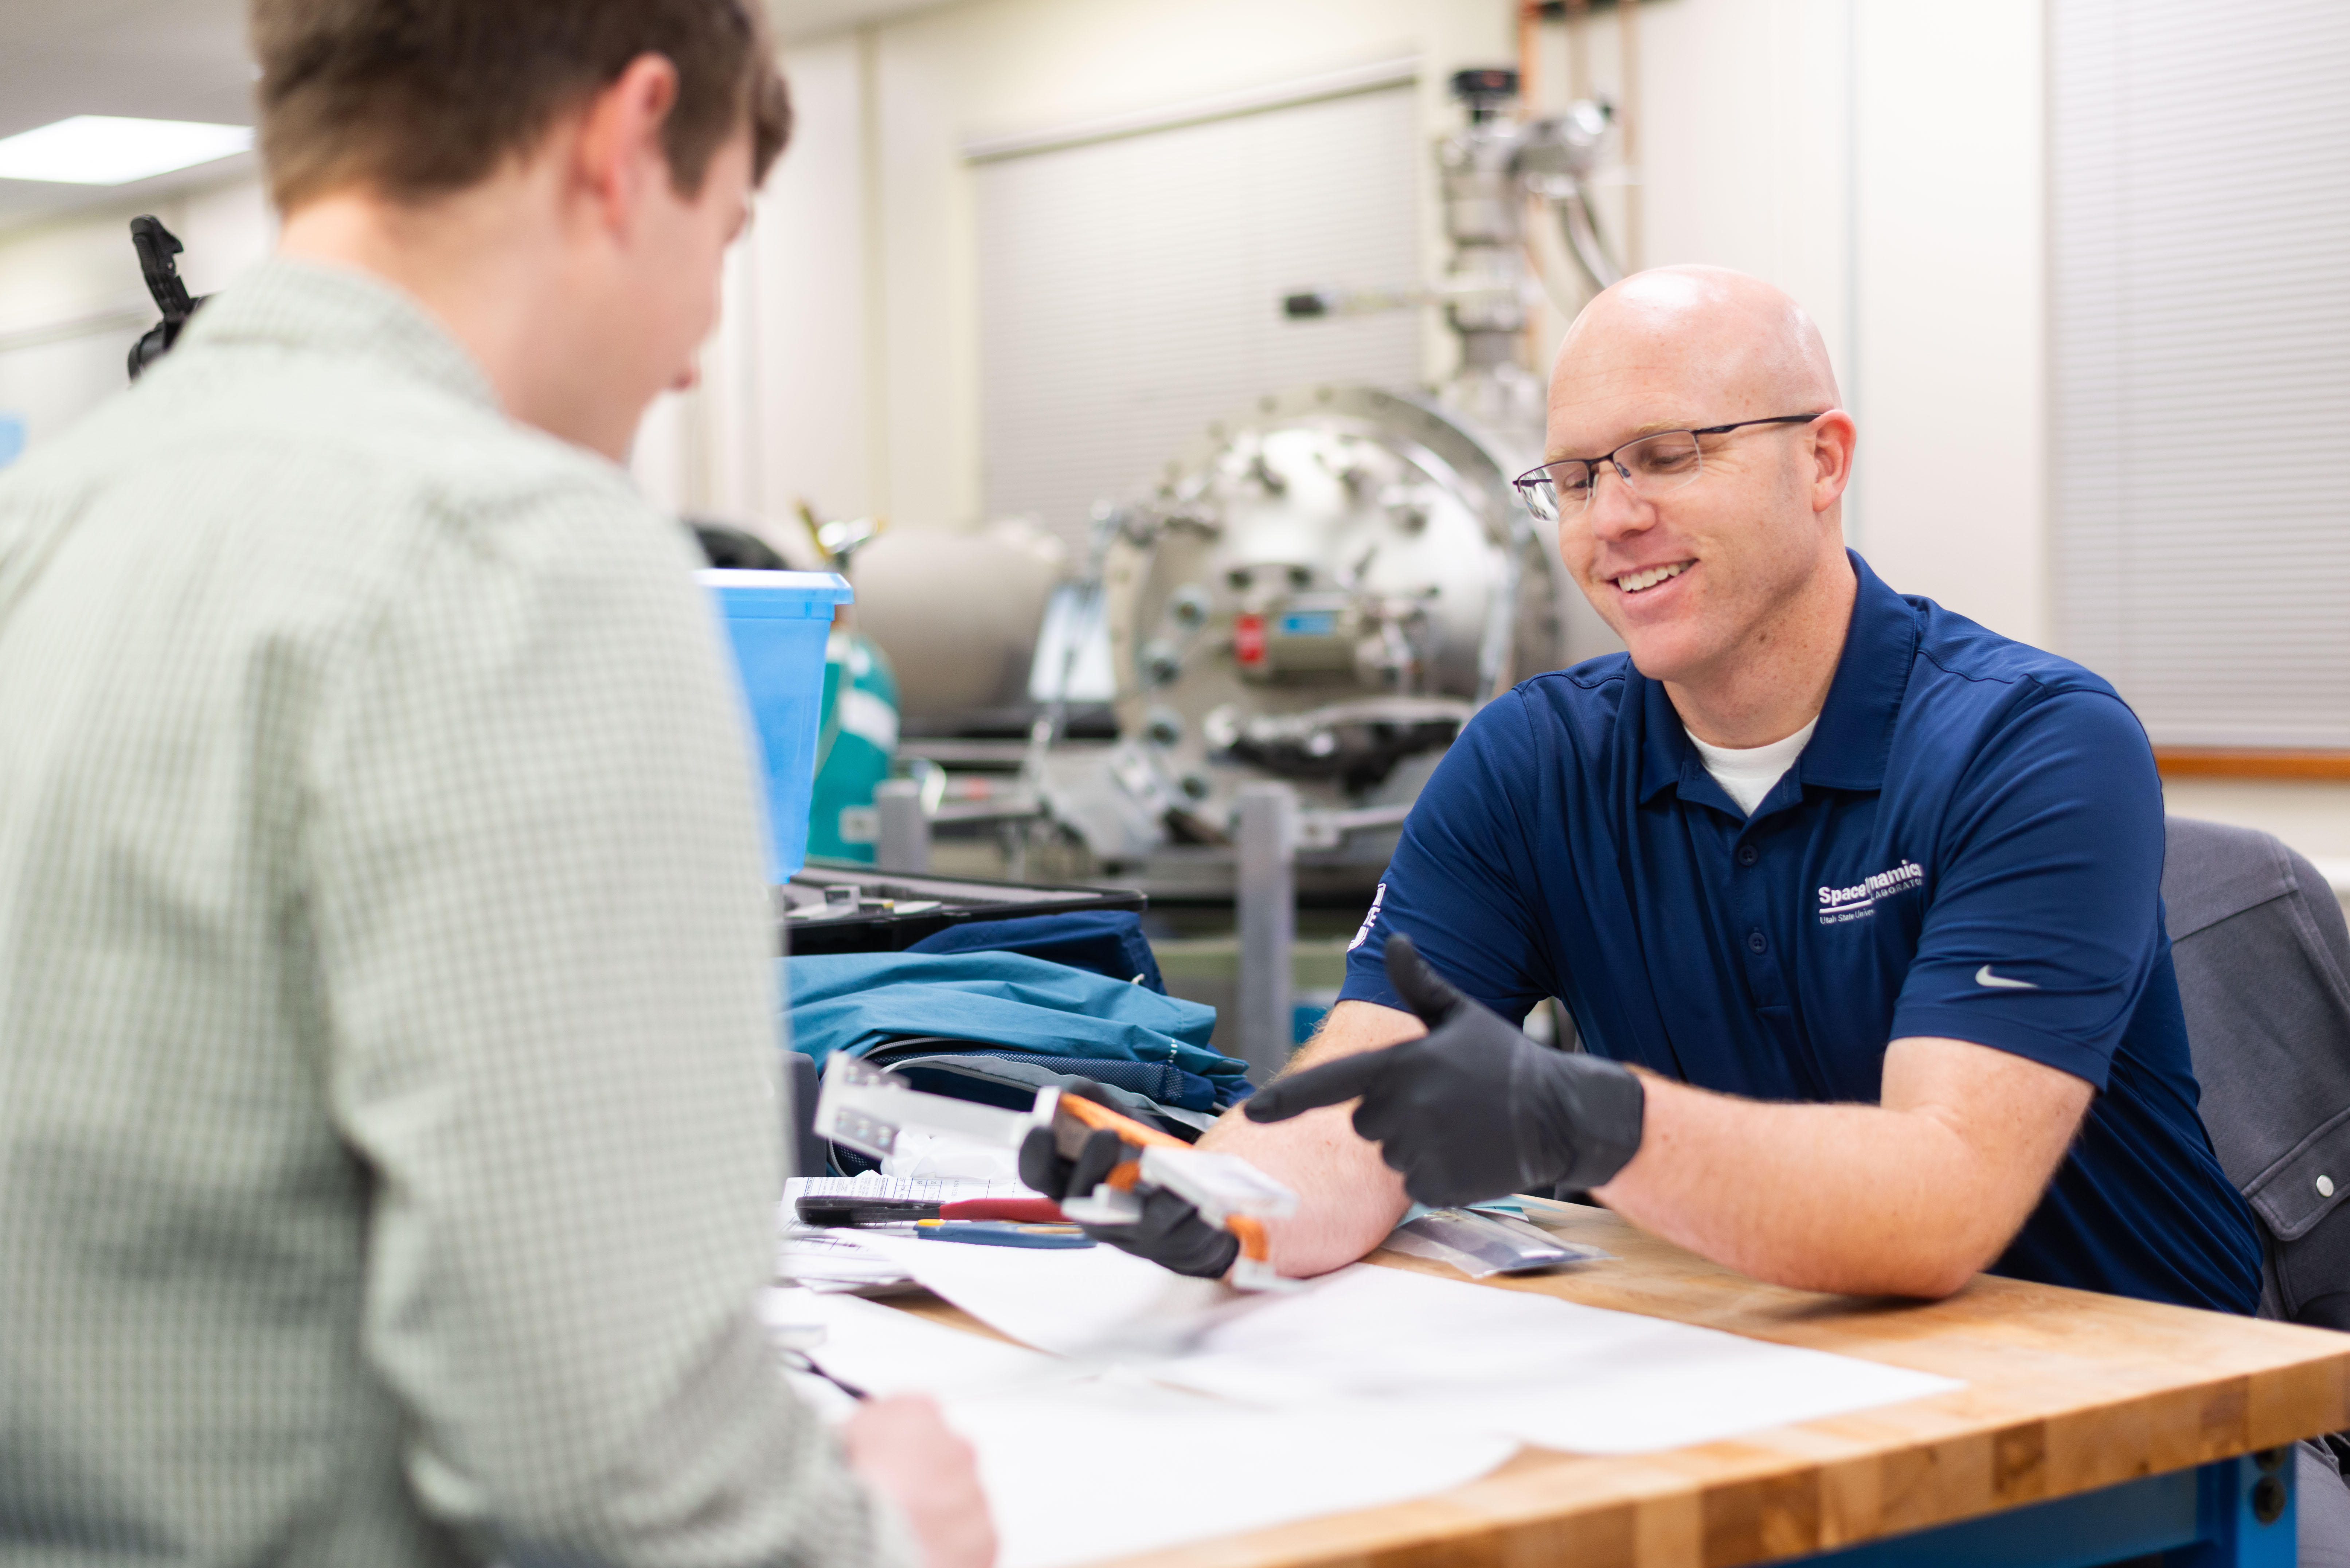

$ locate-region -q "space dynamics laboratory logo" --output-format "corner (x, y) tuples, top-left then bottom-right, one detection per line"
(1817, 859), (1924, 925)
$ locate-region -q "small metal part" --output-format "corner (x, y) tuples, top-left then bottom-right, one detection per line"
(824, 885), (859, 908)
(1142, 706), (1184, 748)
(1140, 639), (1182, 686)
(1385, 1208), (1598, 1278)
(1168, 585), (1211, 627)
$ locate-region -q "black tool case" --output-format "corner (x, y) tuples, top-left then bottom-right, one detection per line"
(778, 859), (1145, 955)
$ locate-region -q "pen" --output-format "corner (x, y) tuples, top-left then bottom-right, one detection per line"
(913, 1220), (1095, 1250)
(796, 1196), (1067, 1227)
(777, 1347), (870, 1400)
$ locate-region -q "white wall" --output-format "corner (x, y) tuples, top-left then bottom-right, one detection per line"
(1849, 0), (2046, 647)
(0, 176), (273, 460)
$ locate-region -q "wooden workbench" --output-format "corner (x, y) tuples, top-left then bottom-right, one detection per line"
(903, 1201), (2350, 1568)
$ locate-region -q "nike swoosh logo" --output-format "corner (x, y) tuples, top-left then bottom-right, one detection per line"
(1975, 965), (2038, 990)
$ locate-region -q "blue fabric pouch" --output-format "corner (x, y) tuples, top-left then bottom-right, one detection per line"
(907, 910), (1166, 993)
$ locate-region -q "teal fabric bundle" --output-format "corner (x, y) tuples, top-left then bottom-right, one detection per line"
(781, 950), (1248, 1108)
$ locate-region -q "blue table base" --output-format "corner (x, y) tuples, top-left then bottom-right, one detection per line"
(1792, 1449), (2296, 1567)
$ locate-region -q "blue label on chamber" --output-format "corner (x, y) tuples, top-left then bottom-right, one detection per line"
(1278, 611), (1338, 636)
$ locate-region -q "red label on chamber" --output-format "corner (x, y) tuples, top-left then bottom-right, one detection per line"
(1233, 614), (1267, 665)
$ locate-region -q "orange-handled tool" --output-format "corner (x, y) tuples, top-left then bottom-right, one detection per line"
(1049, 1090), (1293, 1289)
(810, 1054), (1295, 1290)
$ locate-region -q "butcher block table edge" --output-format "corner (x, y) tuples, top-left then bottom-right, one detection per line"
(896, 1199), (2349, 1568)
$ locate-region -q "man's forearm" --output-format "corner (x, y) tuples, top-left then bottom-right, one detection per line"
(1592, 1039), (2091, 1298)
(1198, 1001), (1419, 1276)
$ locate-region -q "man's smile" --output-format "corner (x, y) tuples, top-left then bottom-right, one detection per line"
(1612, 560), (1694, 593)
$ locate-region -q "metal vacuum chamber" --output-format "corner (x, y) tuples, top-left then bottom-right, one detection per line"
(1033, 383), (1603, 893)
(880, 68), (1626, 897)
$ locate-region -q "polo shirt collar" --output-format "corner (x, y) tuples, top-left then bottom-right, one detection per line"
(178, 257), (499, 413)
(1632, 549), (1918, 807)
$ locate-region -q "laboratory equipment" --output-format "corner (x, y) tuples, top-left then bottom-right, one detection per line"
(1009, 67), (1627, 892)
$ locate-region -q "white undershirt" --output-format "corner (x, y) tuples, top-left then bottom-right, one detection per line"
(1687, 718), (1819, 816)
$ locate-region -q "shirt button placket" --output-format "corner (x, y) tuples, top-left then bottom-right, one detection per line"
(1722, 826), (1782, 1004)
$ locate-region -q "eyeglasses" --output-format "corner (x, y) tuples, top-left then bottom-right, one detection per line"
(1512, 412), (1827, 521)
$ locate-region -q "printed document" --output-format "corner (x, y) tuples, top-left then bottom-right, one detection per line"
(844, 1231), (1963, 1455)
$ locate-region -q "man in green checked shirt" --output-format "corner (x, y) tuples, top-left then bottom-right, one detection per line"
(0, 4), (990, 1567)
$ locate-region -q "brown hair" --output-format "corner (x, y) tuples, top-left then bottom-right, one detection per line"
(253, 0), (791, 211)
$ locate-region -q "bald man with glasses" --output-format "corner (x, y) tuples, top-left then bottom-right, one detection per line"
(1021, 266), (2262, 1321)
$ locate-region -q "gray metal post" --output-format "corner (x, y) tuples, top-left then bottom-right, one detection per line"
(1235, 782), (1297, 1082)
(875, 779), (931, 874)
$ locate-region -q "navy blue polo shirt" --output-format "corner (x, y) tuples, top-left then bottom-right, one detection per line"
(1342, 552), (2261, 1313)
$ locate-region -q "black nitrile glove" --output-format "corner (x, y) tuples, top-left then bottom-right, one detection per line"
(1017, 1081), (1239, 1280)
(1243, 935), (1645, 1207)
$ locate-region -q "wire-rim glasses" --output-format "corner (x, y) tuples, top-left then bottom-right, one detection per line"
(1512, 412), (1827, 521)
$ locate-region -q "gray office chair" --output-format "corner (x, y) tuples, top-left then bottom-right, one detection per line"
(2164, 816), (2350, 1565)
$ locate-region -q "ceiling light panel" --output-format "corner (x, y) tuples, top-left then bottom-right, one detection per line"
(0, 116), (253, 186)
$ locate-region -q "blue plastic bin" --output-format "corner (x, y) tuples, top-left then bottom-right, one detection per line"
(700, 569), (856, 882)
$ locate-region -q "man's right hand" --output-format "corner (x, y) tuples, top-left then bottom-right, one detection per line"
(842, 1394), (996, 1568)
(1016, 1083), (1238, 1279)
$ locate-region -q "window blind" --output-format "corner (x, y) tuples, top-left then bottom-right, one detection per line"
(2049, 0), (2350, 745)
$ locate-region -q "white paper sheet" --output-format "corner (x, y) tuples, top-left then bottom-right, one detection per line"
(879, 1130), (1028, 1185)
(1142, 1262), (1963, 1454)
(763, 1287), (1068, 1398)
(775, 1227), (915, 1290)
(849, 1230), (1239, 1357)
(764, 1287), (1520, 1568)
(783, 1171), (1038, 1206)
(951, 1378), (1517, 1568)
(851, 1234), (1962, 1455)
